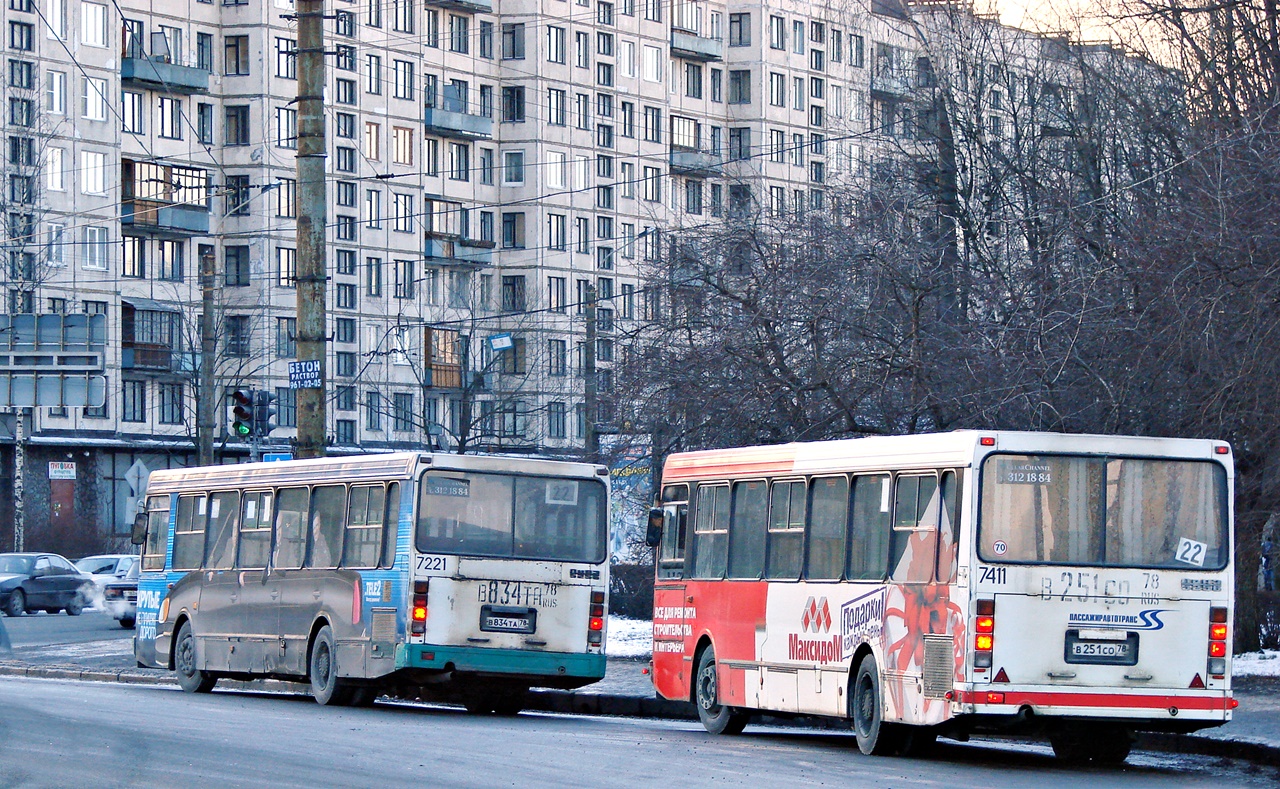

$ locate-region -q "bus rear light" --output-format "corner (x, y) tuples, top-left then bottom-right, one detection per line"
(1208, 658), (1227, 677)
(412, 606), (428, 622)
(976, 598), (995, 616)
(414, 580), (429, 596)
(1209, 641), (1227, 658)
(590, 604), (605, 618)
(1215, 445), (1230, 454)
(985, 692), (1005, 704)
(975, 634), (994, 651)
(591, 590), (606, 605)
(588, 631), (603, 645)
(975, 616), (994, 634)
(589, 617), (604, 632)
(1210, 607), (1228, 623)
(411, 578), (429, 636)
(1210, 623), (1228, 641)
(980, 436), (996, 446)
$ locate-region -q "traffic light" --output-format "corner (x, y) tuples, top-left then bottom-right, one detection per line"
(253, 390), (278, 437)
(230, 389), (254, 437)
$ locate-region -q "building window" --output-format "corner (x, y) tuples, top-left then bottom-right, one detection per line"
(394, 259), (414, 299)
(158, 383), (184, 425)
(502, 23), (525, 59)
(501, 86), (525, 122)
(278, 247), (296, 287)
(548, 401), (567, 439)
(728, 13), (750, 46)
(275, 387), (297, 428)
(225, 246), (249, 286)
(158, 240), (184, 281)
(501, 213), (525, 248)
(276, 38), (296, 79)
(275, 317), (296, 358)
(122, 380), (147, 423)
(224, 35), (249, 76)
(225, 106), (249, 145)
(393, 193), (413, 232)
(81, 4), (108, 47)
(394, 392), (414, 432)
(393, 126), (413, 165)
(365, 391), (383, 430)
(366, 257), (383, 297)
(122, 236), (145, 279)
(336, 283), (358, 309)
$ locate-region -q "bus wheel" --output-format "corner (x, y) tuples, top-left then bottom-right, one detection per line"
(694, 647), (748, 735)
(309, 625), (354, 706)
(851, 655), (905, 756)
(174, 621), (217, 694)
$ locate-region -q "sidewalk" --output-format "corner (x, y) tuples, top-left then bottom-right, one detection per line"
(1, 643), (1276, 766)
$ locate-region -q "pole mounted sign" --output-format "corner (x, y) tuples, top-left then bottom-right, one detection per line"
(0, 313), (107, 407)
(288, 359), (323, 389)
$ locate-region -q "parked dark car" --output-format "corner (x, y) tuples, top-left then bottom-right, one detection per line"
(0, 553), (94, 616)
(102, 561), (140, 628)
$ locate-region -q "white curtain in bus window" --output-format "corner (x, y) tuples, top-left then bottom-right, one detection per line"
(203, 491), (240, 570)
(980, 455), (1101, 563)
(807, 476), (848, 581)
(274, 487), (309, 570)
(934, 472), (960, 583)
(1104, 459), (1226, 569)
(143, 495), (170, 571)
(766, 480), (805, 580)
(343, 486), (385, 569)
(237, 492), (273, 570)
(727, 480), (767, 579)
(691, 484), (730, 579)
(171, 494), (207, 570)
(382, 483), (400, 568)
(890, 474), (939, 583)
(309, 485), (348, 569)
(417, 473), (514, 557)
(848, 475), (891, 580)
(513, 477), (607, 563)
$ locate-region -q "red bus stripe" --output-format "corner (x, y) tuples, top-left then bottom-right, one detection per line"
(959, 690), (1232, 711)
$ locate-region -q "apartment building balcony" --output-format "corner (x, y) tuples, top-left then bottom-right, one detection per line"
(871, 69), (914, 98)
(423, 0), (492, 12)
(423, 107), (494, 140)
(424, 234), (494, 267)
(121, 299), (182, 372)
(670, 30), (723, 62)
(669, 149), (724, 176)
(120, 58), (209, 94)
(121, 200), (210, 235)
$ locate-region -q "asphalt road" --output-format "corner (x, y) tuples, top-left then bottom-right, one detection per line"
(1, 609), (131, 648)
(1, 676), (1276, 789)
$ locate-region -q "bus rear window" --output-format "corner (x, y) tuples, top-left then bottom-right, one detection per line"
(979, 454), (1228, 570)
(416, 472), (607, 563)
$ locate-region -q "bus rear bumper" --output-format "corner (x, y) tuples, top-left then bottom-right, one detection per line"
(397, 644), (606, 686)
(952, 687), (1234, 730)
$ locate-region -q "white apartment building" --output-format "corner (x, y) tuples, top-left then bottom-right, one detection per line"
(0, 0), (1149, 548)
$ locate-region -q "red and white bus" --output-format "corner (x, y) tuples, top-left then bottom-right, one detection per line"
(647, 431), (1235, 764)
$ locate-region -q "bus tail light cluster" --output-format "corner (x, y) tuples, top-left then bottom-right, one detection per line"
(974, 599), (995, 669)
(587, 591), (606, 645)
(411, 580), (429, 636)
(1207, 606), (1228, 677)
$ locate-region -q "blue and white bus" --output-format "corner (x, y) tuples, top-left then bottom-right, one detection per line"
(132, 452), (610, 711)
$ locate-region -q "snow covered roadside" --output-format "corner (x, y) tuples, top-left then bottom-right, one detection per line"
(1234, 650), (1280, 677)
(606, 616), (651, 658)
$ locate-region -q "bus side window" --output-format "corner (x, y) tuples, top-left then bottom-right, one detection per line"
(309, 485), (348, 569)
(204, 491), (241, 570)
(691, 484), (729, 579)
(766, 480), (805, 580)
(728, 480), (768, 579)
(274, 487), (309, 570)
(935, 471), (961, 583)
(890, 473), (939, 583)
(658, 483), (689, 568)
(848, 474), (891, 580)
(342, 485), (383, 569)
(806, 476), (848, 581)
(381, 482), (400, 568)
(142, 495), (171, 572)
(238, 492), (273, 570)
(171, 494), (208, 571)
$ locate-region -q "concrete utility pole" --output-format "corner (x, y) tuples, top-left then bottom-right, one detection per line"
(294, 0), (328, 459)
(584, 283), (599, 462)
(198, 250), (217, 466)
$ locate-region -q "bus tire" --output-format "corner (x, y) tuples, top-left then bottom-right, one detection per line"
(694, 647), (749, 735)
(309, 625), (354, 706)
(851, 655), (905, 756)
(175, 621), (217, 694)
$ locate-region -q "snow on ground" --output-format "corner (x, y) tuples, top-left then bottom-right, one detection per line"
(1234, 650), (1280, 677)
(606, 616), (651, 658)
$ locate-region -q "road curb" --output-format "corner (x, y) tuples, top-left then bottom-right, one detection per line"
(4, 662), (1276, 766)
